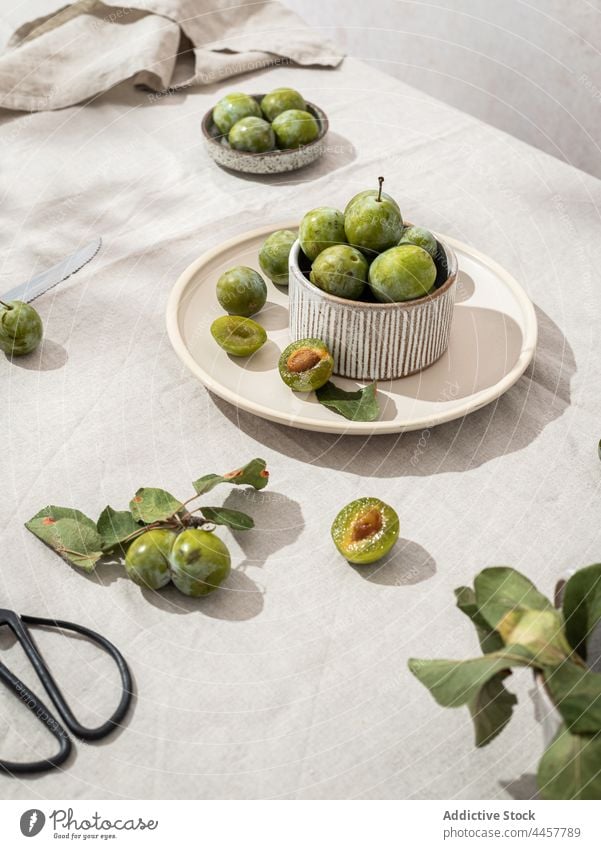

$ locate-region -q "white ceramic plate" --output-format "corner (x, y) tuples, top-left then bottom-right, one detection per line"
(166, 224), (537, 435)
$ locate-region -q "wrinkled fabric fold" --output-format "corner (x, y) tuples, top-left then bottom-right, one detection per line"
(0, 0), (343, 111)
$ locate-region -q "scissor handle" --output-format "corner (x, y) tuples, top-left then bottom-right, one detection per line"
(10, 613), (133, 741)
(0, 660), (72, 774)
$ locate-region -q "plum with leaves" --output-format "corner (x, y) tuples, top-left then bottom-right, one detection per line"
(169, 529), (231, 597)
(0, 300), (43, 356)
(125, 529), (176, 589)
(331, 497), (399, 564)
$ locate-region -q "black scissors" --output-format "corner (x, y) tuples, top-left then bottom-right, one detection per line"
(0, 609), (133, 774)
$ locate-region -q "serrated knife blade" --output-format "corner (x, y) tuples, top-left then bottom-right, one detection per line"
(1, 237), (102, 304)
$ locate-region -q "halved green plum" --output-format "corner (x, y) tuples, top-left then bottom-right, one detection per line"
(368, 245), (436, 302)
(310, 244), (368, 300)
(216, 266), (267, 316)
(331, 497), (399, 565)
(228, 116), (275, 153)
(259, 229), (297, 286)
(0, 300), (43, 356)
(299, 207), (346, 261)
(398, 225), (437, 258)
(272, 109), (319, 149)
(213, 93), (262, 135)
(261, 88), (306, 122)
(211, 316), (267, 357)
(125, 528), (176, 589)
(169, 529), (231, 597)
(278, 338), (333, 392)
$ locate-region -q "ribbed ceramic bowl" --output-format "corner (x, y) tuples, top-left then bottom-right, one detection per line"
(201, 96), (329, 175)
(289, 238), (458, 381)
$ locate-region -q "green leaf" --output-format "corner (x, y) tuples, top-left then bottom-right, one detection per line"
(408, 646), (532, 708)
(455, 585), (504, 654)
(538, 725), (601, 800)
(129, 488), (182, 523)
(201, 507), (254, 530)
(544, 661), (601, 734)
(468, 674), (517, 747)
(315, 381), (379, 422)
(25, 506), (103, 572)
(562, 563), (601, 660)
(97, 506), (141, 550)
(474, 566), (554, 630)
(193, 458), (269, 495)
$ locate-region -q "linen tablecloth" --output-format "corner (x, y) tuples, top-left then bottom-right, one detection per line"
(1, 19), (601, 800)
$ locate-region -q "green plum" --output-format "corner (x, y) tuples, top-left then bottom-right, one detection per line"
(216, 266), (267, 316)
(398, 225), (437, 258)
(278, 338), (333, 392)
(271, 109), (319, 149)
(310, 245), (368, 300)
(368, 245), (436, 302)
(212, 93), (261, 135)
(259, 229), (297, 286)
(299, 207), (346, 261)
(331, 497), (399, 565)
(169, 529), (231, 597)
(0, 300), (43, 356)
(261, 88), (306, 122)
(228, 117), (275, 153)
(125, 529), (176, 590)
(344, 178), (403, 255)
(344, 189), (400, 217)
(211, 315), (266, 357)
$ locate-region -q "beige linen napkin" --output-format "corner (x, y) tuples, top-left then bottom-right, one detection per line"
(0, 0), (343, 111)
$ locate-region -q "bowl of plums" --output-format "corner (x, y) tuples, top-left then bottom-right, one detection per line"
(202, 87), (329, 174)
(285, 179), (458, 381)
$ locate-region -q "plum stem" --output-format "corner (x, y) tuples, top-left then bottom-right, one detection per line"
(0, 300), (12, 310)
(377, 176), (384, 202)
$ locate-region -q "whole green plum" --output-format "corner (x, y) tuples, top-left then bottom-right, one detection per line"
(211, 316), (267, 357)
(212, 93), (261, 135)
(228, 117), (275, 153)
(272, 109), (319, 149)
(259, 229), (297, 286)
(216, 266), (267, 316)
(310, 245), (368, 300)
(0, 300), (43, 356)
(299, 207), (346, 261)
(398, 225), (437, 258)
(368, 245), (436, 302)
(169, 529), (231, 597)
(261, 88), (306, 121)
(125, 528), (176, 590)
(344, 179), (403, 255)
(345, 189), (400, 217)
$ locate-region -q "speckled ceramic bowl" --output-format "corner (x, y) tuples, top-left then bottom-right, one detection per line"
(289, 237), (458, 381)
(202, 96), (329, 175)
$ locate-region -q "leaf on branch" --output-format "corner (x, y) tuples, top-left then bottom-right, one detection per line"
(544, 661), (601, 734)
(201, 507), (254, 530)
(129, 488), (182, 523)
(25, 506), (104, 572)
(468, 674), (517, 747)
(97, 506), (141, 550)
(193, 458), (269, 495)
(455, 585), (504, 654)
(538, 725), (601, 800)
(562, 563), (601, 660)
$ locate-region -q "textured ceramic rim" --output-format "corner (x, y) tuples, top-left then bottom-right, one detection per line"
(166, 222), (538, 435)
(201, 96), (329, 160)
